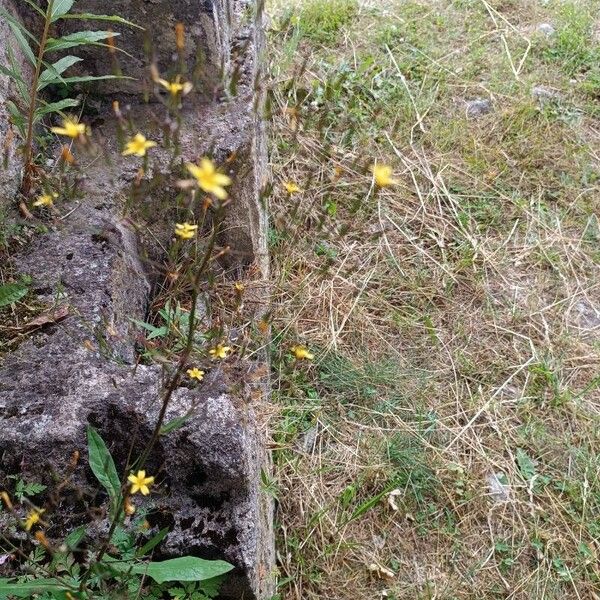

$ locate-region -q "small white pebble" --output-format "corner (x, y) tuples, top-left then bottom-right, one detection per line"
(536, 23), (555, 36)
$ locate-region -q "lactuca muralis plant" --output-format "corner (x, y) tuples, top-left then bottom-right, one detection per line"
(0, 427), (233, 599)
(0, 0), (136, 196)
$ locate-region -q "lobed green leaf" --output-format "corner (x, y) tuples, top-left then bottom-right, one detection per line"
(0, 283), (28, 308)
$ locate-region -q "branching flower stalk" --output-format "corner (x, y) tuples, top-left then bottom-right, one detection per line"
(136, 225), (218, 468)
(0, 11), (237, 598)
(79, 210), (225, 592)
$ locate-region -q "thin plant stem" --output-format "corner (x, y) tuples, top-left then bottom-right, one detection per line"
(136, 219), (220, 468)
(79, 213), (222, 591)
(22, 0), (54, 195)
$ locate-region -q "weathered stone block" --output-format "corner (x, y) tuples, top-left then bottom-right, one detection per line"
(0, 355), (272, 598)
(0, 0), (30, 203)
(46, 0), (238, 98)
(0, 151), (273, 598)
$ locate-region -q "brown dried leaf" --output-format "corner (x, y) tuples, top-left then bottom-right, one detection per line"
(9, 304), (69, 331)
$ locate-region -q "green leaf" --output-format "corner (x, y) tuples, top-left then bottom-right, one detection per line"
(15, 480), (46, 499)
(0, 579), (66, 597)
(3, 14), (37, 65)
(20, 0), (46, 17)
(198, 575), (226, 598)
(348, 487), (391, 522)
(38, 55), (83, 90)
(34, 98), (80, 120)
(129, 557), (234, 584)
(6, 101), (26, 138)
(135, 527), (170, 557)
(86, 426), (121, 512)
(159, 415), (190, 436)
(46, 30), (119, 52)
(578, 541), (593, 560)
(0, 283), (28, 308)
(59, 13), (143, 29)
(64, 525), (87, 549)
(51, 74), (124, 86)
(50, 0), (75, 22)
(131, 318), (168, 339)
(6, 44), (30, 106)
(0, 63), (22, 82)
(516, 448), (537, 481)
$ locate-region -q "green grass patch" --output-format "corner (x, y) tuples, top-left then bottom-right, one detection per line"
(541, 2), (600, 76)
(290, 0), (358, 44)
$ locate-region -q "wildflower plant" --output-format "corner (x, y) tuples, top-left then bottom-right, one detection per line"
(0, 427), (233, 598)
(0, 6), (251, 600)
(0, 0), (137, 195)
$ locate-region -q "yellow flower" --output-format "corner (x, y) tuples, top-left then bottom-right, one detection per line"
(291, 345), (314, 360)
(50, 116), (86, 139)
(127, 470), (155, 496)
(284, 181), (301, 194)
(175, 222), (198, 240)
(371, 163), (397, 187)
(186, 158), (232, 200)
(24, 508), (45, 531)
(122, 133), (157, 157)
(33, 192), (58, 207)
(157, 75), (193, 96)
(209, 344), (231, 360)
(187, 367), (205, 381)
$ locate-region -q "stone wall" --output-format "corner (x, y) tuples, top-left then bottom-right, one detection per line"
(0, 0), (29, 204)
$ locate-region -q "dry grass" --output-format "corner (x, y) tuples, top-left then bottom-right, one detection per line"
(267, 0), (600, 598)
